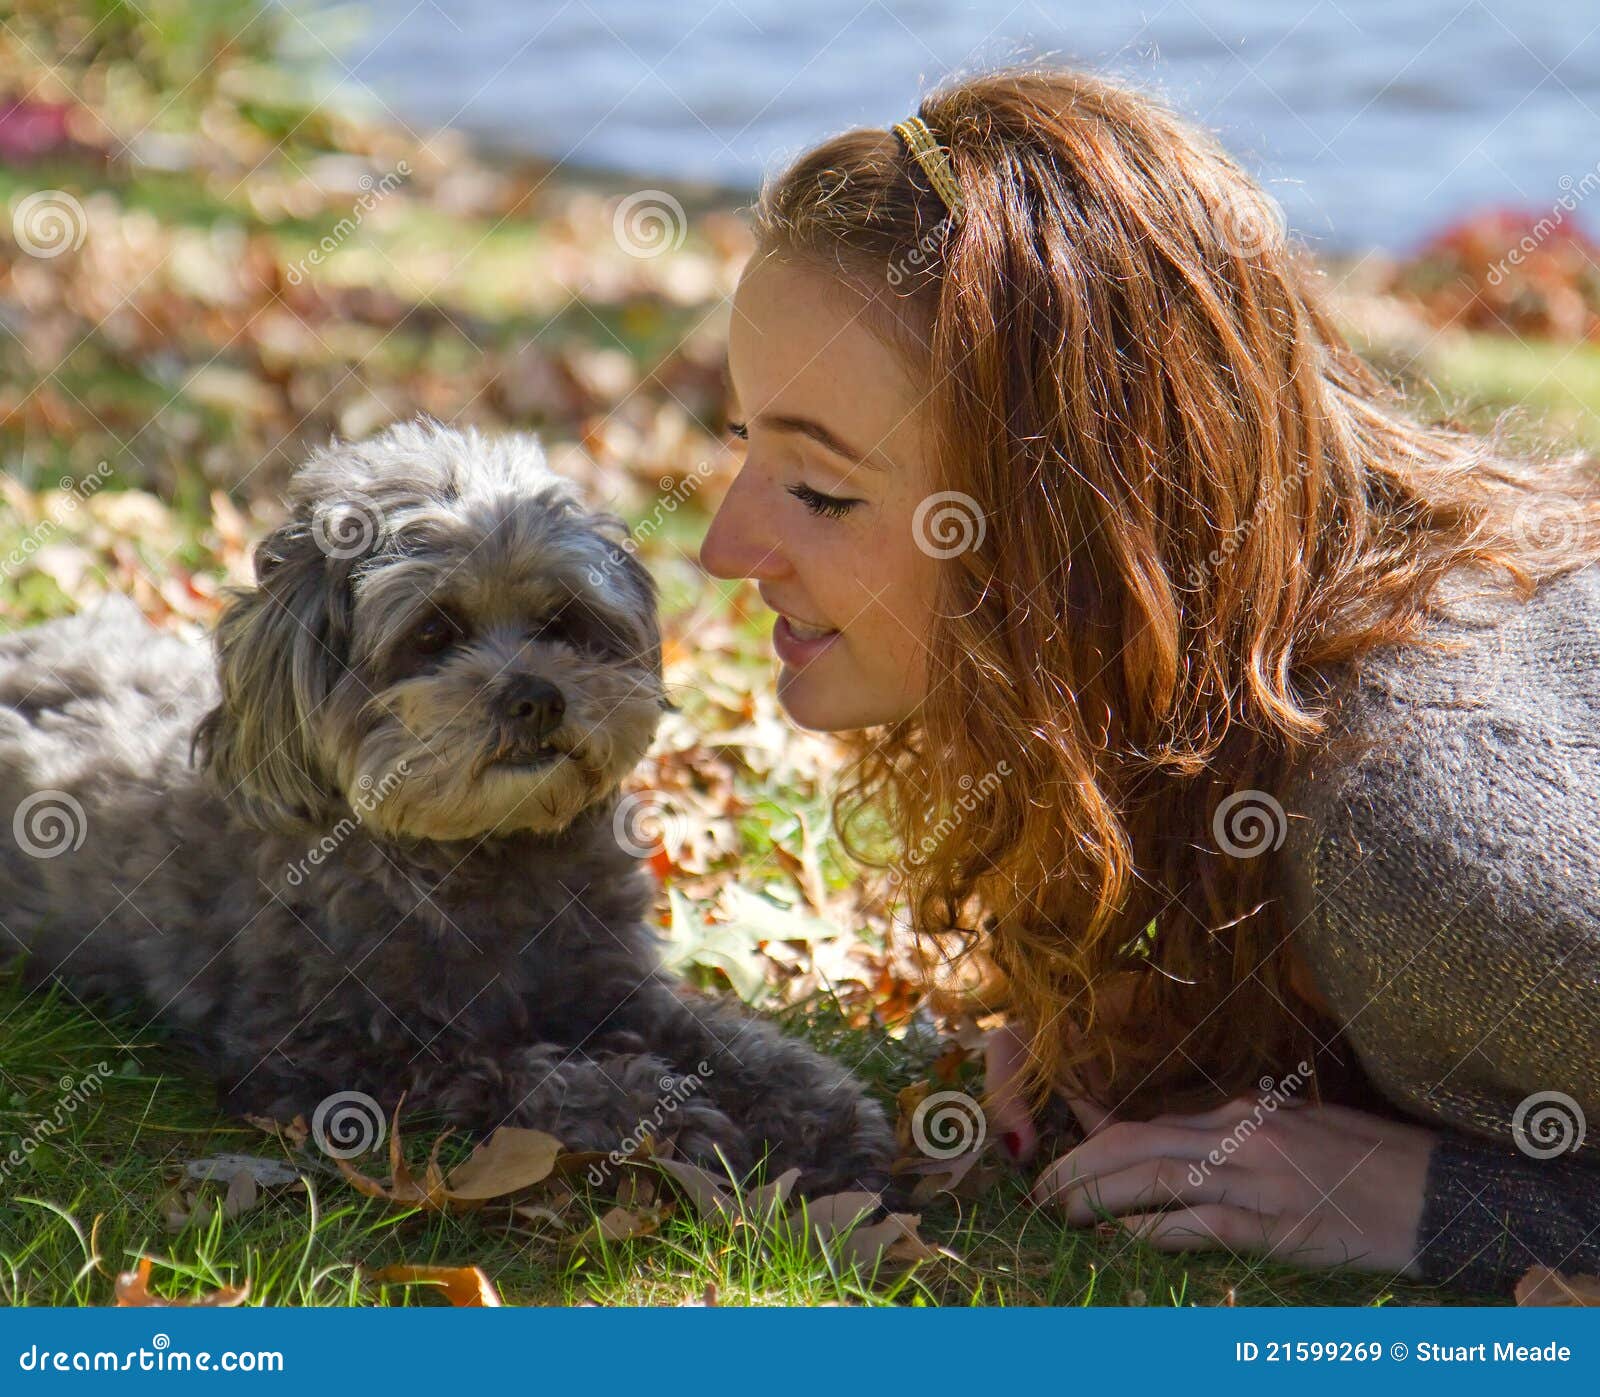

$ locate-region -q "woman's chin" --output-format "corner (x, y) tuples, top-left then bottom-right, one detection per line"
(775, 660), (913, 733)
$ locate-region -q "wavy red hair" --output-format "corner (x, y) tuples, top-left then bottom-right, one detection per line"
(752, 65), (1600, 1117)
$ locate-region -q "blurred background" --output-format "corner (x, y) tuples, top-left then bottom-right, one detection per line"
(0, 0), (1595, 1305)
(1, 0), (1598, 1102)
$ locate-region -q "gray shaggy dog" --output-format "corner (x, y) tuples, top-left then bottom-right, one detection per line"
(0, 419), (894, 1195)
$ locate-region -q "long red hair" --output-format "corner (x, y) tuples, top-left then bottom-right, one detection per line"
(752, 65), (1600, 1116)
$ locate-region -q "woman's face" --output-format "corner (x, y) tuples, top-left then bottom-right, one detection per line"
(700, 251), (940, 732)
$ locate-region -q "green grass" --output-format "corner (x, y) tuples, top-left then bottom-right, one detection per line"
(0, 974), (1471, 1308)
(0, 0), (1564, 1309)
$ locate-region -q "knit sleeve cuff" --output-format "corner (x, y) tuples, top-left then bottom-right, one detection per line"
(1416, 1130), (1600, 1296)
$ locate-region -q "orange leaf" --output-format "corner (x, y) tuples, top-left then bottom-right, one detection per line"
(370, 1264), (502, 1307)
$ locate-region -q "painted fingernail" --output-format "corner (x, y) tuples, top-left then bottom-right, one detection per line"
(1002, 1130), (1024, 1160)
(1095, 1220), (1120, 1241)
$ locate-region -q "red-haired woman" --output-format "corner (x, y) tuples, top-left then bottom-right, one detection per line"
(700, 66), (1600, 1296)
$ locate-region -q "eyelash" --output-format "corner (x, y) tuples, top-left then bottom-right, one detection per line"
(727, 421), (861, 519)
(786, 483), (859, 519)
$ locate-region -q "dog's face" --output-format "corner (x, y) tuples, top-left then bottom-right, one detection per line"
(194, 420), (665, 842)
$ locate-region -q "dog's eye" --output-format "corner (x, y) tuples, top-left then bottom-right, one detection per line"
(412, 615), (460, 655)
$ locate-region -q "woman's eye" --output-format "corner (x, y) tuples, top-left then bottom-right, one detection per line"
(786, 482), (861, 519)
(413, 616), (459, 655)
(726, 420), (749, 442)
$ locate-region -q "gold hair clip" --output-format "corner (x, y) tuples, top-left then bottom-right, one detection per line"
(892, 115), (964, 218)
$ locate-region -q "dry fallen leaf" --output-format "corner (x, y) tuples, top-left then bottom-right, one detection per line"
(114, 1258), (250, 1307)
(655, 1157), (740, 1221)
(566, 1204), (666, 1253)
(444, 1126), (563, 1199)
(370, 1264), (503, 1307)
(892, 1149), (1000, 1205)
(1515, 1266), (1600, 1306)
(335, 1110), (453, 1210)
(222, 1168), (260, 1220)
(243, 1113), (309, 1150)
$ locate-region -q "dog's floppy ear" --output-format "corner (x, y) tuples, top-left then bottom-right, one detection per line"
(192, 508), (361, 832)
(586, 510), (672, 710)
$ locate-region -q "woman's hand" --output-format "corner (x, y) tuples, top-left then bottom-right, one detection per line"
(1029, 1091), (1438, 1276)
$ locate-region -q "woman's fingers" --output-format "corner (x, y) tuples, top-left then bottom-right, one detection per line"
(982, 1023), (1038, 1163)
(1030, 1121), (1217, 1205)
(1040, 1157), (1277, 1225)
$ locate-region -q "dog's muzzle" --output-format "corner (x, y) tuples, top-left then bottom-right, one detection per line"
(490, 675), (567, 768)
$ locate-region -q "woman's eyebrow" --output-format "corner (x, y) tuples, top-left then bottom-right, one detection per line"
(722, 362), (888, 470)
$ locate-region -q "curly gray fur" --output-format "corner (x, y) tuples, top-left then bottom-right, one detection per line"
(0, 419), (894, 1195)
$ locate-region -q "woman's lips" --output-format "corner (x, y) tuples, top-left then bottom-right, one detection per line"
(772, 613), (840, 666)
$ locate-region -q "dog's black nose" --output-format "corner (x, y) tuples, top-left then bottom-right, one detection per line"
(497, 675), (566, 740)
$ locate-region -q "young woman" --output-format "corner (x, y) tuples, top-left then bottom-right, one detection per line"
(699, 66), (1600, 1296)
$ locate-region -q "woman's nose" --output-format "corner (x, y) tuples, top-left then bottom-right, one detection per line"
(700, 467), (786, 582)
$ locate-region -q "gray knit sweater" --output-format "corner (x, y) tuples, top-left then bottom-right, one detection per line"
(1277, 559), (1600, 1297)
